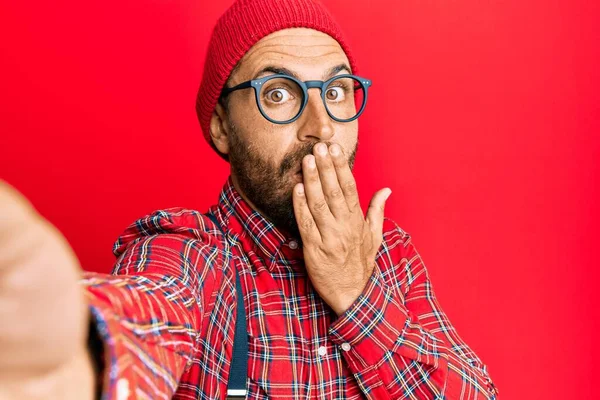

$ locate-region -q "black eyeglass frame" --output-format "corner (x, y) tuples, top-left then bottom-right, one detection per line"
(221, 74), (372, 124)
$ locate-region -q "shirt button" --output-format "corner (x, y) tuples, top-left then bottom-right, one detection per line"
(117, 378), (130, 400)
(288, 240), (299, 250)
(341, 342), (351, 352)
(318, 346), (327, 356)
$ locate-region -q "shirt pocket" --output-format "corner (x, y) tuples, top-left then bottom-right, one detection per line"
(247, 334), (310, 399)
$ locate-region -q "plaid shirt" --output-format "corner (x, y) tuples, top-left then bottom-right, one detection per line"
(83, 177), (498, 399)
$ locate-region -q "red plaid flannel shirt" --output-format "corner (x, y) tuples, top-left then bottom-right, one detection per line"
(82, 177), (498, 399)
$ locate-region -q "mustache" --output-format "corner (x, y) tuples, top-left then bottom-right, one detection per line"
(278, 141), (357, 177)
(278, 141), (333, 177)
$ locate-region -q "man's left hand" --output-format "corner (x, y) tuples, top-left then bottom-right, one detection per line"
(292, 142), (392, 316)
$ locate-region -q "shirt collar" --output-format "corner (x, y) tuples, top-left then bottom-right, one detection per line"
(214, 177), (305, 271)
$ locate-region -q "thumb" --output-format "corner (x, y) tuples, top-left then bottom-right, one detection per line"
(365, 187), (392, 237)
(0, 180), (41, 268)
(0, 180), (87, 371)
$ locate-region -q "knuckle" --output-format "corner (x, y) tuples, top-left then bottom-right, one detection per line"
(343, 181), (357, 194)
(349, 200), (361, 210)
(327, 188), (343, 200)
(313, 200), (329, 213)
(308, 172), (320, 182)
(301, 217), (315, 231)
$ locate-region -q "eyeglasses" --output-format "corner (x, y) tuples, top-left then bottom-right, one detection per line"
(221, 74), (372, 124)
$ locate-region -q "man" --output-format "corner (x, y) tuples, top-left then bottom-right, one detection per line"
(0, 0), (498, 399)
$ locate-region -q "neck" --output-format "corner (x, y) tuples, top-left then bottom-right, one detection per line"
(230, 173), (267, 218)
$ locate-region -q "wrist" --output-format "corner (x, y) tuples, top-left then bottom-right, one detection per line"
(329, 266), (374, 316)
(331, 294), (360, 316)
(330, 285), (367, 316)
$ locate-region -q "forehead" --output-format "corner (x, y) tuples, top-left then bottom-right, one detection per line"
(231, 28), (351, 83)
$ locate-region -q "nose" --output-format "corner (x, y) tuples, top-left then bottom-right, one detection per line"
(296, 88), (334, 142)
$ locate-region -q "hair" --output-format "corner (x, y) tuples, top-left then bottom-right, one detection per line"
(218, 91), (231, 111)
(217, 61), (243, 112)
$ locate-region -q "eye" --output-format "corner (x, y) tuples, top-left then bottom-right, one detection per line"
(265, 88), (292, 104)
(325, 86), (345, 102)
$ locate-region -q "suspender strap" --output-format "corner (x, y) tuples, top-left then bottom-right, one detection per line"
(205, 213), (248, 393)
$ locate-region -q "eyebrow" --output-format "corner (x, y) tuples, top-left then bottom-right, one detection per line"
(253, 63), (352, 81)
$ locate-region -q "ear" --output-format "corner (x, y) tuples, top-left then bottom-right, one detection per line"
(209, 102), (231, 155)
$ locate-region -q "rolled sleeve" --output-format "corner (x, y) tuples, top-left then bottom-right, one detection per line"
(328, 272), (410, 370)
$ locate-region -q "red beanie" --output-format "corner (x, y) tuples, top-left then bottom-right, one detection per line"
(196, 0), (357, 159)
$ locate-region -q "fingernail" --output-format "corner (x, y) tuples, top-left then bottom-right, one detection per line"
(316, 143), (327, 155)
(307, 156), (316, 168)
(330, 144), (340, 156)
(297, 184), (305, 195)
(385, 189), (392, 199)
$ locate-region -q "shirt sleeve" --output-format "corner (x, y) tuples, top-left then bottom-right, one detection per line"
(328, 219), (498, 399)
(81, 227), (223, 400)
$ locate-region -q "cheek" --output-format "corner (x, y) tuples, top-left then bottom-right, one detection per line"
(263, 127), (298, 165)
(231, 94), (263, 128)
(235, 114), (297, 163)
(333, 122), (359, 155)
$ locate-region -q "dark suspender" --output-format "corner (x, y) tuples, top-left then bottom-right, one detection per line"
(206, 213), (248, 396)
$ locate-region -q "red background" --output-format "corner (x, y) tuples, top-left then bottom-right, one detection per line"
(1, 1), (598, 398)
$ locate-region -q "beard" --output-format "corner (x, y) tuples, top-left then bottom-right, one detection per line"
(228, 125), (357, 238)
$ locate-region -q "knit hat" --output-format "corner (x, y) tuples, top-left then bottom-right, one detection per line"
(196, 0), (357, 159)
